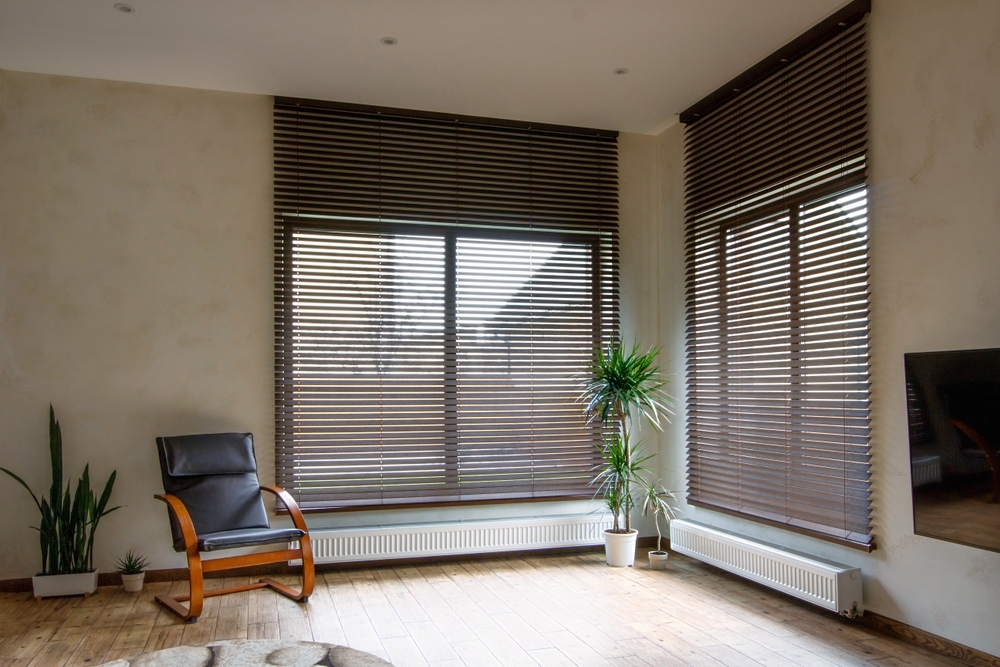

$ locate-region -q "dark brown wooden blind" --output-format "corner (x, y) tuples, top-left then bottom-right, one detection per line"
(274, 99), (619, 510)
(683, 15), (874, 549)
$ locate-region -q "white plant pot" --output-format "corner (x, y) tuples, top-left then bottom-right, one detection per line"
(604, 529), (638, 567)
(121, 572), (145, 593)
(648, 551), (669, 570)
(32, 570), (98, 599)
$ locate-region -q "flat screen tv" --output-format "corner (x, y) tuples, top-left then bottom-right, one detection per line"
(904, 348), (1000, 552)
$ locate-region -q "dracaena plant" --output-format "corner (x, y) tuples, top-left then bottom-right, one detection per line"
(639, 478), (678, 553)
(1, 406), (119, 575)
(580, 339), (673, 533)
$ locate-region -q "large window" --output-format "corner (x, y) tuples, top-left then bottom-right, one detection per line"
(273, 100), (619, 510)
(682, 6), (873, 549)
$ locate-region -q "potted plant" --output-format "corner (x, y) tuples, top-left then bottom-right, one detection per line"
(639, 478), (678, 570)
(1, 406), (119, 598)
(580, 340), (672, 567)
(116, 549), (149, 593)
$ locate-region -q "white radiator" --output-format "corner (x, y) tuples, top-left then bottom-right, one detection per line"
(669, 519), (862, 615)
(291, 514), (613, 565)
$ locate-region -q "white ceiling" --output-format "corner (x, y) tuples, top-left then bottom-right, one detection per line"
(0, 0), (848, 135)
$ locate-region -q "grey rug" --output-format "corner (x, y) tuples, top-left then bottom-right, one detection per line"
(99, 639), (393, 667)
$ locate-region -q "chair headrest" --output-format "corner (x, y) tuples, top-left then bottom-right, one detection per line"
(157, 432), (257, 477)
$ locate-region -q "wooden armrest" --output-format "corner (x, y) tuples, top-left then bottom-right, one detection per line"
(949, 419), (998, 458)
(154, 493), (199, 556)
(260, 485), (309, 534)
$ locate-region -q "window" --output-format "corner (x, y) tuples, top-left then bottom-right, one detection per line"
(273, 100), (619, 510)
(682, 5), (873, 549)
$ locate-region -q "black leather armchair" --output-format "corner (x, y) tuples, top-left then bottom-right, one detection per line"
(154, 433), (314, 622)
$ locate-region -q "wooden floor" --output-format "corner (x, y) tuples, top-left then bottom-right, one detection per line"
(0, 549), (973, 667)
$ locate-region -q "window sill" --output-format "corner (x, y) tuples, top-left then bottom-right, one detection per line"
(273, 493), (596, 515)
(688, 500), (876, 552)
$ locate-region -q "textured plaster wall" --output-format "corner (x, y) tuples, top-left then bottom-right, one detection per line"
(0, 70), (276, 578)
(0, 70), (603, 579)
(617, 132), (665, 540)
(653, 0), (1000, 656)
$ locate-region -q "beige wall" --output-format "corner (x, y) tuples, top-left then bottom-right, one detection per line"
(0, 70), (604, 580)
(651, 0), (1000, 657)
(0, 71), (276, 577)
(616, 132), (664, 539)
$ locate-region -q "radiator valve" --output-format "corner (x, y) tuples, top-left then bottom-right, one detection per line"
(839, 602), (861, 620)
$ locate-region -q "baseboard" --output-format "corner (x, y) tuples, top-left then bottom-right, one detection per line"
(0, 543), (607, 593)
(862, 611), (1000, 667)
(0, 577), (34, 593)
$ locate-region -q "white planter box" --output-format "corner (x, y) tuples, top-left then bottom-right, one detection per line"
(32, 571), (98, 599)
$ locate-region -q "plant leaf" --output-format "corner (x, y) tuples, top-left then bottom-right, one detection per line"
(49, 405), (63, 512)
(0, 467), (42, 512)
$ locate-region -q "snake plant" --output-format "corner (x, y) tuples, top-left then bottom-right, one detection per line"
(1, 406), (119, 575)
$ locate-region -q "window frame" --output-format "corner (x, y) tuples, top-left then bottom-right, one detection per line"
(686, 182), (874, 549)
(681, 7), (874, 550)
(273, 99), (619, 513)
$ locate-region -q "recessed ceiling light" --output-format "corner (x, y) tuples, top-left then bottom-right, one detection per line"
(380, 37), (398, 46)
(613, 68), (629, 75)
(114, 3), (134, 12)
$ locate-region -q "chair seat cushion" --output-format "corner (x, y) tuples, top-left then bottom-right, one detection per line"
(197, 527), (305, 552)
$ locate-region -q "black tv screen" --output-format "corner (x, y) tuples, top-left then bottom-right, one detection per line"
(904, 348), (1000, 552)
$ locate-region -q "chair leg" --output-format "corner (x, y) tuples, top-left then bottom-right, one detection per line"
(156, 548), (205, 622)
(260, 534), (315, 603)
(155, 537), (314, 619)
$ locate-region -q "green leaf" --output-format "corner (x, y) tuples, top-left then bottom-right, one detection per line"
(115, 549), (150, 575)
(49, 405), (63, 512)
(95, 470), (116, 518)
(0, 467), (42, 512)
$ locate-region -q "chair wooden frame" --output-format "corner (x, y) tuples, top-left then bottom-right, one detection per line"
(154, 485), (314, 622)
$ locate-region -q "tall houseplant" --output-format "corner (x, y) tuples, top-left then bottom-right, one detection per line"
(580, 340), (672, 566)
(1, 406), (119, 597)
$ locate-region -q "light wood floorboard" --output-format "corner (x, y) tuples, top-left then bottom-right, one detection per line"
(0, 550), (973, 667)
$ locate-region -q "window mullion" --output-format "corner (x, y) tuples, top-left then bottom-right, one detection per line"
(787, 205), (802, 526)
(444, 231), (459, 491)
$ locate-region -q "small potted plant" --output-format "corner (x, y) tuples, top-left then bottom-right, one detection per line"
(580, 340), (672, 567)
(639, 479), (678, 570)
(1, 406), (119, 598)
(116, 549), (150, 593)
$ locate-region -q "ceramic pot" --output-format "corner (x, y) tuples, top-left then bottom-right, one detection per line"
(604, 529), (638, 567)
(31, 570), (98, 599)
(121, 572), (145, 593)
(648, 551), (669, 570)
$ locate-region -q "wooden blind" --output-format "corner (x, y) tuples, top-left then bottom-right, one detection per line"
(683, 13), (874, 549)
(274, 99), (619, 510)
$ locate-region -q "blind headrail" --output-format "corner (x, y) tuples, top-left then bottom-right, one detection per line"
(276, 96), (619, 139)
(679, 0), (870, 124)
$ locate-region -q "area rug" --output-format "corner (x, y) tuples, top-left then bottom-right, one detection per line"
(98, 639), (393, 667)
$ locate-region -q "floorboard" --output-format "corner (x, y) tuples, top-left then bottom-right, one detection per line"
(0, 550), (974, 666)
